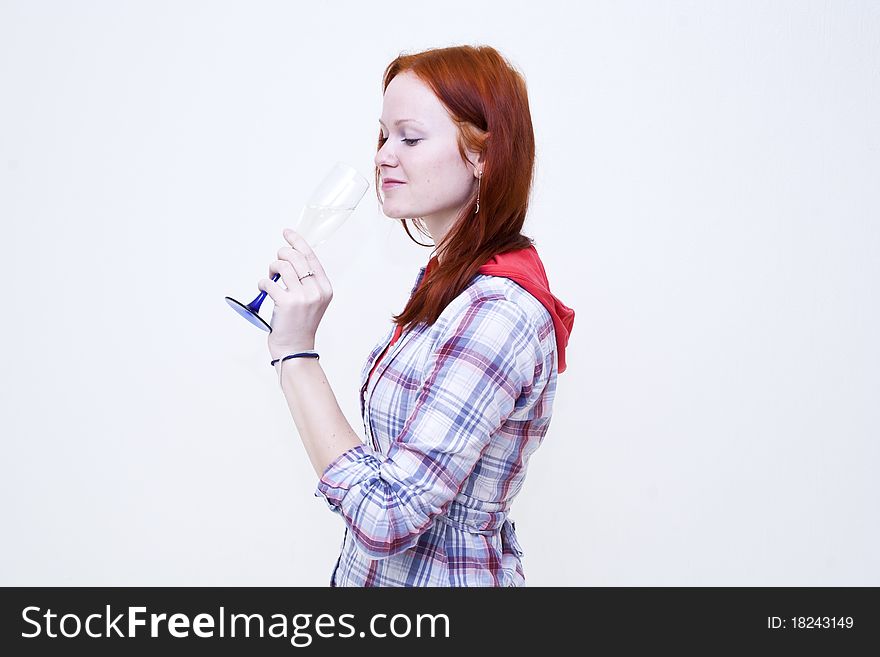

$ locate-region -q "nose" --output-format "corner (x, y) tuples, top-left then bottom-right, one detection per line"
(374, 137), (398, 169)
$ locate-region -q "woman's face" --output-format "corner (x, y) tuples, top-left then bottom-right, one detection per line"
(375, 71), (482, 246)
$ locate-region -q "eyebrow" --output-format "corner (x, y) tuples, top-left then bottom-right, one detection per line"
(378, 118), (425, 127)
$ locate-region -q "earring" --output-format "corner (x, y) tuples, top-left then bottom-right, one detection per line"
(475, 169), (483, 214)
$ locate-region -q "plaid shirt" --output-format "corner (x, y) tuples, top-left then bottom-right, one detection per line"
(314, 263), (558, 586)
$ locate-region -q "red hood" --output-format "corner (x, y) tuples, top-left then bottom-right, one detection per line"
(476, 245), (575, 373)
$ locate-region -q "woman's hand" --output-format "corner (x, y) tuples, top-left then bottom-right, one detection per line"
(257, 229), (333, 360)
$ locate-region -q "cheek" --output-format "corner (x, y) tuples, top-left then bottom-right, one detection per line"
(419, 157), (461, 191)
(405, 146), (471, 199)
(440, 152), (473, 187)
(415, 145), (462, 184)
(430, 166), (471, 200)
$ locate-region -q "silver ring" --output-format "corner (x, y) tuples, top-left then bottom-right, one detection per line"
(298, 271), (315, 281)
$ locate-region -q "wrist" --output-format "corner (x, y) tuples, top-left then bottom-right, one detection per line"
(269, 344), (316, 361)
(273, 350), (320, 386)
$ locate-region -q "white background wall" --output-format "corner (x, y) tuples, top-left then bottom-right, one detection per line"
(1, 0), (877, 585)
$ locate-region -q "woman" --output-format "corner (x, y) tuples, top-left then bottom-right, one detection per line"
(258, 45), (575, 586)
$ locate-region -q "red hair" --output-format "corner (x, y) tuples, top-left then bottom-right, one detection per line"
(375, 45), (536, 332)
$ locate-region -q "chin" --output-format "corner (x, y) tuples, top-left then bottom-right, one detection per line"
(380, 204), (409, 219)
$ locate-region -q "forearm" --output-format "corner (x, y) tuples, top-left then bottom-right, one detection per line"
(276, 356), (363, 478)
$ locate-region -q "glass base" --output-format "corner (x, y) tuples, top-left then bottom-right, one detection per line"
(225, 296), (272, 332)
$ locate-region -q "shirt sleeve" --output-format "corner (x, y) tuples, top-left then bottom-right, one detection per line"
(313, 295), (539, 560)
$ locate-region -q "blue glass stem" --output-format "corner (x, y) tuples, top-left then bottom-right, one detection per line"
(246, 272), (281, 314)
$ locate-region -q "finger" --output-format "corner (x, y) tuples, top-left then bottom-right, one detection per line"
(268, 260), (301, 291)
(257, 275), (285, 301)
(283, 229), (329, 279)
(277, 245), (308, 269)
(274, 248), (316, 291)
(283, 229), (332, 295)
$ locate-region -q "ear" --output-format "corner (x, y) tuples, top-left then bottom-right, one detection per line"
(472, 157), (484, 180)
(466, 148), (484, 179)
(474, 132), (490, 178)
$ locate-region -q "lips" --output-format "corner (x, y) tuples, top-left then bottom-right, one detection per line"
(381, 179), (405, 189)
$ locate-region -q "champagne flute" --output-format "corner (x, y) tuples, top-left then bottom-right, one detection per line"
(225, 161), (369, 331)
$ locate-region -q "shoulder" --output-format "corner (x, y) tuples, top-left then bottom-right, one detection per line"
(428, 274), (553, 359)
(409, 275), (557, 393)
(442, 274), (551, 332)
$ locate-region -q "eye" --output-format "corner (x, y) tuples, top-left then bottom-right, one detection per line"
(378, 136), (422, 146)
